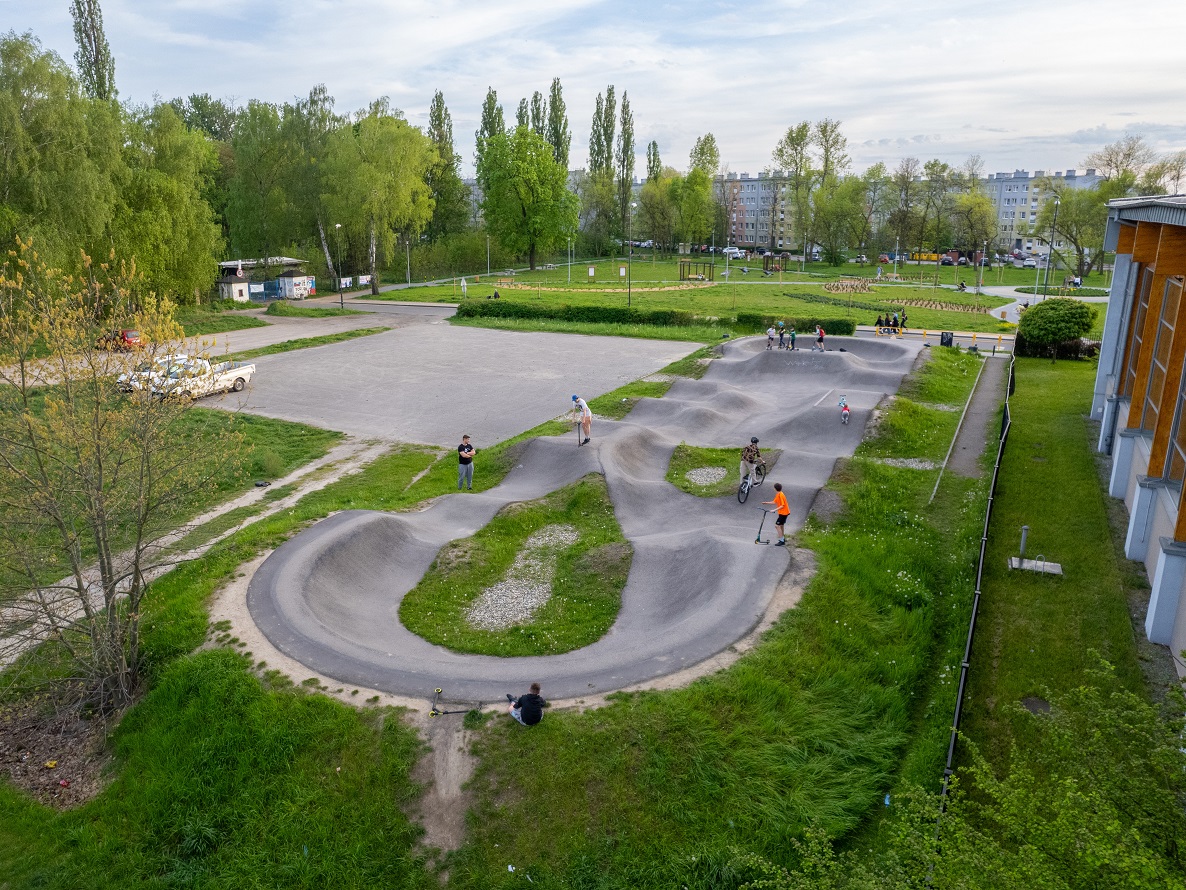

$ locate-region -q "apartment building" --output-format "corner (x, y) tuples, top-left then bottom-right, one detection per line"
(718, 172), (791, 250)
(983, 168), (1103, 254)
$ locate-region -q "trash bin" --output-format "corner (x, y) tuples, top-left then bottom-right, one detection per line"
(940, 332), (955, 347)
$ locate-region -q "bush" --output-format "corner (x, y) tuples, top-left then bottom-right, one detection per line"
(1016, 298), (1097, 358)
(734, 312), (856, 335)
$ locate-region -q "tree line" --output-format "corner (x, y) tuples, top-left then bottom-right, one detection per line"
(5, 10), (1186, 306)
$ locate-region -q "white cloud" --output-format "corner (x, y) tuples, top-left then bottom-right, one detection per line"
(11, 0), (1186, 178)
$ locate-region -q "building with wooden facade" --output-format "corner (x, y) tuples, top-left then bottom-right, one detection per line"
(1093, 195), (1186, 675)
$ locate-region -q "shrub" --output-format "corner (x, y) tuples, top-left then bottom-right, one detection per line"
(1016, 298), (1096, 358)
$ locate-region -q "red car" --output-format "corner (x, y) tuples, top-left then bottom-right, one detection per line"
(96, 329), (143, 351)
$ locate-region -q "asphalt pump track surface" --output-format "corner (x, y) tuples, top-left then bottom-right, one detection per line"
(248, 336), (924, 702)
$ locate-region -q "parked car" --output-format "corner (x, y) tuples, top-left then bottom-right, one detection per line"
(96, 329), (143, 351)
(1022, 258), (1037, 269)
(153, 358), (255, 400)
(878, 254), (890, 264)
(723, 247), (745, 259)
(849, 254), (869, 263)
(957, 257), (969, 266)
(118, 353), (190, 392)
(940, 256), (955, 266)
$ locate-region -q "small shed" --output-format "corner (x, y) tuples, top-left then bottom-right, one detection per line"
(277, 270), (316, 300)
(218, 273), (250, 302)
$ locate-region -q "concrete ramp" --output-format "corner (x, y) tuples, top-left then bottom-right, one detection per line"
(248, 335), (924, 700)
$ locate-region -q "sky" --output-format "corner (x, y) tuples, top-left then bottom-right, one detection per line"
(10, 0), (1186, 181)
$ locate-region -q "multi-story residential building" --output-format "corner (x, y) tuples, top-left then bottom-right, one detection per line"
(718, 172), (791, 250)
(983, 168), (1104, 254)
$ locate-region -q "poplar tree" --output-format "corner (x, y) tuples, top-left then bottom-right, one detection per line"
(616, 92), (635, 239)
(545, 77), (570, 170)
(529, 90), (546, 136)
(646, 140), (661, 182)
(425, 90), (471, 240)
(474, 87), (504, 187)
(516, 97), (529, 130)
(689, 133), (720, 176)
(70, 0), (115, 101)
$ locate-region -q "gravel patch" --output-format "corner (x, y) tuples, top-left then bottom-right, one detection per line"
(642, 373), (675, 383)
(877, 457), (940, 470)
(685, 466), (727, 485)
(466, 524), (579, 629)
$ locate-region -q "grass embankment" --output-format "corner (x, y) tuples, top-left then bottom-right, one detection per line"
(400, 476), (630, 656)
(448, 348), (988, 888)
(264, 301), (367, 318)
(0, 410), (340, 595)
(962, 358), (1146, 766)
(0, 347), (986, 888)
(229, 327), (390, 361)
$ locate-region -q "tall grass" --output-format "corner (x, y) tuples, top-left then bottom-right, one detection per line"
(446, 351), (987, 889)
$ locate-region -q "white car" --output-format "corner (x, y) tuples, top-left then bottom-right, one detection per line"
(723, 247), (746, 259)
(153, 358), (255, 400)
(117, 353), (190, 392)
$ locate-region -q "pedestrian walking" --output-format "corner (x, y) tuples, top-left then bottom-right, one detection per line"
(766, 326), (776, 350)
(460, 277), (467, 297)
(572, 395), (592, 445)
(815, 325), (825, 350)
(457, 434), (476, 490)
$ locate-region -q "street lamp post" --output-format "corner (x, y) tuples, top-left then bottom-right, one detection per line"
(977, 239), (987, 295)
(486, 235), (491, 275)
(893, 238), (899, 278)
(334, 223), (343, 309)
(405, 236), (411, 285)
(1041, 195), (1061, 300)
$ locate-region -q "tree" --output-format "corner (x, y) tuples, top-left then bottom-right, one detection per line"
(616, 92), (635, 246)
(112, 102), (223, 302)
(324, 106), (435, 295)
(1083, 134), (1158, 181)
(0, 33), (122, 272)
(515, 96), (529, 130)
(0, 243), (240, 714)
(858, 162), (893, 250)
(474, 87), (504, 182)
(811, 175), (864, 265)
(479, 126), (578, 270)
(689, 133), (720, 177)
(529, 90), (546, 136)
(814, 118), (848, 179)
(168, 93), (236, 142)
(424, 90), (471, 242)
(1018, 297), (1096, 358)
(771, 122), (815, 257)
(281, 84), (346, 278)
(70, 0), (115, 101)
(545, 77), (570, 170)
(918, 158), (953, 252)
(673, 167), (714, 247)
(950, 191), (997, 282)
(225, 101), (297, 269)
(646, 140), (661, 183)
(638, 168), (677, 251)
(888, 156), (922, 252)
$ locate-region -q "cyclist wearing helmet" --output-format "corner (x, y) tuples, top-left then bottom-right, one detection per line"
(741, 436), (764, 485)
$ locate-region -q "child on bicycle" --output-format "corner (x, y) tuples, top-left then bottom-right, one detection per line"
(740, 437), (763, 486)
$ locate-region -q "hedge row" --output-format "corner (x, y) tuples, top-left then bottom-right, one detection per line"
(454, 300), (703, 327)
(454, 300), (856, 336)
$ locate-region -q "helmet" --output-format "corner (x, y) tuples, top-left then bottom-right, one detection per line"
(750, 437), (759, 444)
(571, 395), (578, 401)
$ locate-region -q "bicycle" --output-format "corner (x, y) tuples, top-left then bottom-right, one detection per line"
(737, 462), (767, 503)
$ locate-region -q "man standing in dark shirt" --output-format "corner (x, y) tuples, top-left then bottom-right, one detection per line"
(457, 434), (476, 490)
(507, 683), (545, 726)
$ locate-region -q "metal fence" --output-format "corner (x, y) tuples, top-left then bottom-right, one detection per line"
(939, 354), (1016, 802)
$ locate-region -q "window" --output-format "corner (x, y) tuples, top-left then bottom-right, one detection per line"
(1122, 266), (1155, 398)
(1163, 279), (1186, 482)
(1145, 277), (1183, 430)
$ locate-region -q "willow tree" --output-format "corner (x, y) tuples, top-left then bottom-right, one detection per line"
(0, 243), (240, 713)
(324, 106), (435, 294)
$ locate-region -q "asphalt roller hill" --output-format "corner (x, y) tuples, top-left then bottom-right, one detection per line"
(247, 335), (925, 702)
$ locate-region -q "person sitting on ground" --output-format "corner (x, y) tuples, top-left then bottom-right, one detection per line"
(740, 437), (763, 486)
(957, 280), (967, 292)
(507, 683), (546, 726)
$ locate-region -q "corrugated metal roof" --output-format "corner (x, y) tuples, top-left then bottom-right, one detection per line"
(1107, 194), (1186, 228)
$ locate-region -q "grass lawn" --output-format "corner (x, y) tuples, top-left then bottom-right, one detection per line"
(666, 444), (785, 498)
(0, 345), (1008, 889)
(264, 301), (368, 318)
(961, 358), (1146, 766)
(400, 476), (630, 656)
(175, 306), (268, 337)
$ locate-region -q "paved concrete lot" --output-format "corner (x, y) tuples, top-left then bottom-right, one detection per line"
(209, 321), (699, 446)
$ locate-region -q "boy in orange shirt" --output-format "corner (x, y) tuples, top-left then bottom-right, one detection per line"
(764, 483), (791, 546)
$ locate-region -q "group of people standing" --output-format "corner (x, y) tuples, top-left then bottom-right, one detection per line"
(766, 323), (797, 351)
(876, 312), (907, 330)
